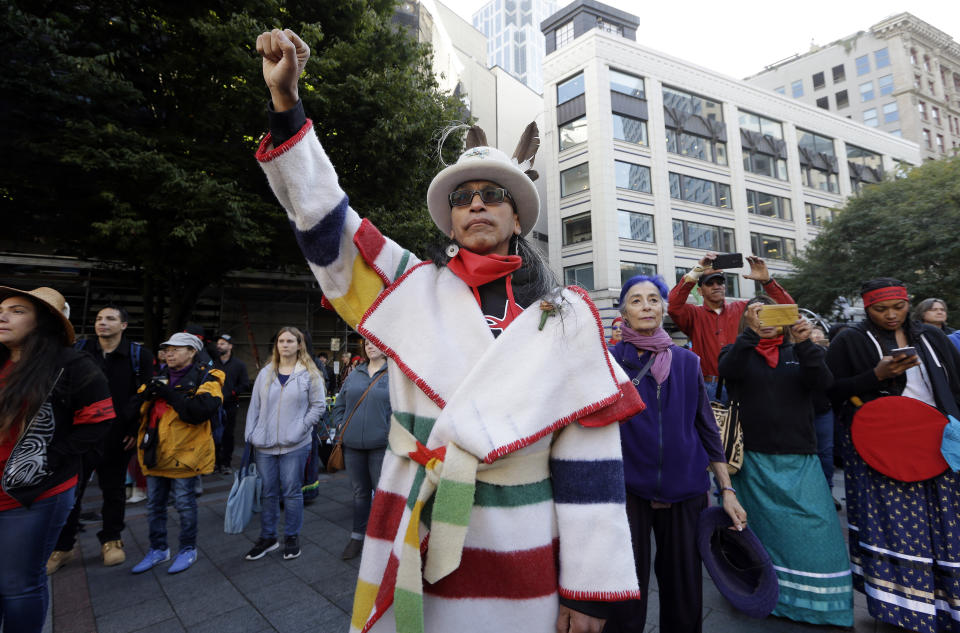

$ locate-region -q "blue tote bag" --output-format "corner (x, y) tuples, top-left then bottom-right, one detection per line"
(224, 443), (262, 534)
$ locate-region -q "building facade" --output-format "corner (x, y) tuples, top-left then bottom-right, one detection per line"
(472, 0), (557, 93)
(745, 12), (960, 162)
(539, 0), (920, 328)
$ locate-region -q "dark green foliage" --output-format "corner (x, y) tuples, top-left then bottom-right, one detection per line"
(786, 156), (960, 325)
(0, 0), (464, 345)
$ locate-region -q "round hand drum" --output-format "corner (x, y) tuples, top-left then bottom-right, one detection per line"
(852, 396), (949, 482)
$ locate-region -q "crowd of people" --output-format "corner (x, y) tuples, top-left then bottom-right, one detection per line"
(2, 25), (960, 633)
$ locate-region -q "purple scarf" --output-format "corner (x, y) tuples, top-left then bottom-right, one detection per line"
(622, 326), (674, 384)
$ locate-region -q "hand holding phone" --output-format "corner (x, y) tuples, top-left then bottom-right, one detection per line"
(757, 304), (799, 327)
(890, 346), (917, 358)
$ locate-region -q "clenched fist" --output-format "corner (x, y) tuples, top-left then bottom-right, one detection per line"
(256, 28), (310, 112)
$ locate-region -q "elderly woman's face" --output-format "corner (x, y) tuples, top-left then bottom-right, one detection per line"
(164, 345), (196, 370)
(622, 282), (664, 334)
(923, 301), (947, 326)
(867, 299), (910, 332)
(449, 180), (520, 256)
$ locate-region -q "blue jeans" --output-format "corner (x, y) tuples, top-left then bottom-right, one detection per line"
(0, 487), (75, 633)
(704, 379), (727, 404)
(146, 476), (198, 551)
(256, 445), (310, 539)
(814, 410), (835, 490)
(344, 446), (386, 539)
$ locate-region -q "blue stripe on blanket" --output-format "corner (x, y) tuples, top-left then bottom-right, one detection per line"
(550, 459), (626, 504)
(289, 195), (349, 267)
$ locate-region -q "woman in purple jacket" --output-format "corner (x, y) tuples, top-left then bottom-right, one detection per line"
(606, 275), (746, 633)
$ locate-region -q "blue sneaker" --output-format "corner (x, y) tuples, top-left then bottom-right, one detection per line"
(167, 547), (197, 574)
(131, 548), (170, 574)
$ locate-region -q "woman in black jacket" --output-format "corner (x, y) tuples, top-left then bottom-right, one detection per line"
(0, 286), (114, 633)
(826, 278), (960, 632)
(719, 296), (852, 627)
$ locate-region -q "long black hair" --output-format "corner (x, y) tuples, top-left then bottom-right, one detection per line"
(0, 296), (66, 435)
(430, 234), (563, 308)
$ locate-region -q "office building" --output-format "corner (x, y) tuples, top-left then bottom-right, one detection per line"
(539, 0), (921, 325)
(472, 0), (557, 92)
(745, 12), (960, 161)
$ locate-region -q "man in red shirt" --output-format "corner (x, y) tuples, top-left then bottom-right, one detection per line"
(668, 251), (794, 401)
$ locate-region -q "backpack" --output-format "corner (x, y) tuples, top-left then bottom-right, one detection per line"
(74, 339), (143, 380)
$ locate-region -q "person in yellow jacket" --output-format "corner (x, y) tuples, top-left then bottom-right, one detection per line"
(132, 332), (224, 574)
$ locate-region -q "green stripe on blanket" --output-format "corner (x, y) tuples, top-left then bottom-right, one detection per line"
(475, 479), (553, 507)
(430, 480), (474, 525)
(393, 412), (436, 444)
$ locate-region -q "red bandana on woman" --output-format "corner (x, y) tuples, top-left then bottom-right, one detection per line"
(755, 336), (783, 368)
(446, 248), (524, 330)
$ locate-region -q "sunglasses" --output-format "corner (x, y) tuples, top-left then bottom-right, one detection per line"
(703, 278), (726, 287)
(449, 187), (511, 207)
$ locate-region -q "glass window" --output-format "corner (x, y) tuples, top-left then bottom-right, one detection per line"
(563, 263), (594, 290)
(559, 117), (588, 150)
(612, 114), (648, 145)
(615, 161), (652, 193)
(863, 108), (878, 127)
(666, 129), (726, 165)
(923, 129), (931, 148)
(878, 74), (893, 96)
(610, 69), (645, 98)
(813, 72), (825, 90)
(746, 190), (792, 220)
(832, 64), (846, 83)
(662, 86), (723, 121)
(860, 81), (874, 102)
(791, 80), (803, 98)
(620, 262), (657, 285)
(874, 48), (890, 69)
(668, 173), (731, 208)
(855, 55), (870, 76)
(618, 210), (655, 242)
(555, 21), (574, 49)
(932, 107), (941, 125)
(674, 220), (735, 251)
(557, 72), (584, 105)
(750, 233), (796, 261)
(805, 203), (835, 226)
(774, 86), (785, 95)
(803, 167), (839, 193)
(816, 97), (828, 109)
(919, 101), (927, 120)
(835, 90), (849, 108)
(560, 163), (589, 197)
(739, 111), (783, 139)
(797, 130), (835, 157)
(562, 212), (591, 245)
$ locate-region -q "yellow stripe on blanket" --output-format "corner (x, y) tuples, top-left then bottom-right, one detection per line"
(351, 579), (379, 631)
(328, 255), (385, 327)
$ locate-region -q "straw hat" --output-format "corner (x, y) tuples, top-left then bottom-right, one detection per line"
(427, 122), (541, 237)
(0, 286), (75, 344)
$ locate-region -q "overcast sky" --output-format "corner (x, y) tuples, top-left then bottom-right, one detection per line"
(439, 0), (960, 80)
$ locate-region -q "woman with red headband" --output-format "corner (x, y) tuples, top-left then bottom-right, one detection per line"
(826, 278), (960, 632)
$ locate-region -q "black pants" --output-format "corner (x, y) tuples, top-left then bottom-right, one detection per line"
(604, 492), (707, 633)
(55, 442), (133, 550)
(216, 405), (239, 468)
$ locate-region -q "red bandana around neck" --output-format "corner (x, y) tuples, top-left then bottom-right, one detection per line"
(446, 248), (522, 287)
(862, 286), (908, 308)
(755, 335), (784, 368)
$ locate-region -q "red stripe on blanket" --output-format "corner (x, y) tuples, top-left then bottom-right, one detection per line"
(423, 539), (559, 599)
(365, 491), (407, 541)
(578, 381), (645, 427)
(353, 219), (390, 286)
(361, 552), (400, 633)
(357, 261), (447, 409)
(559, 587), (642, 602)
(74, 398), (115, 425)
(255, 119), (315, 162)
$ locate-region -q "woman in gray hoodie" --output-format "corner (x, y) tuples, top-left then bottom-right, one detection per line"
(243, 327), (324, 561)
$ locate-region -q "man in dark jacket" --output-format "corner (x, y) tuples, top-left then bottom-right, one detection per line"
(48, 304), (155, 572)
(214, 333), (250, 473)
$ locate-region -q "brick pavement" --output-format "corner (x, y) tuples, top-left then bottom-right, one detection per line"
(44, 468), (905, 633)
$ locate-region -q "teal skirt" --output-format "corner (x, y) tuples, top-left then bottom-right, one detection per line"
(732, 451), (854, 626)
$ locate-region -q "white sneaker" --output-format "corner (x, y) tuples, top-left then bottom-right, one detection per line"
(127, 488), (147, 504)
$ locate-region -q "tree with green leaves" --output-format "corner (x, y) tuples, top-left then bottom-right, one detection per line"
(0, 1), (464, 346)
(786, 155), (960, 324)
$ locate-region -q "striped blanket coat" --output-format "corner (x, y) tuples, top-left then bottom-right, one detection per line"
(257, 120), (645, 633)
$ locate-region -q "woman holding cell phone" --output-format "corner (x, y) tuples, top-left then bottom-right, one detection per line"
(718, 295), (853, 627)
(826, 278), (960, 632)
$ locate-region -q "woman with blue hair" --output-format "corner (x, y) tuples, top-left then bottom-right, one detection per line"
(606, 275), (746, 633)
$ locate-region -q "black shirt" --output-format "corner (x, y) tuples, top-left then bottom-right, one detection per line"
(76, 336), (155, 438)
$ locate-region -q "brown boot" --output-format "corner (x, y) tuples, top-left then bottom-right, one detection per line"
(341, 538), (363, 560)
(47, 549), (75, 575)
(102, 540), (126, 566)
